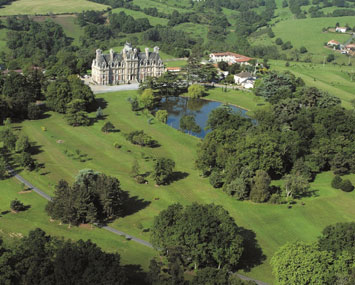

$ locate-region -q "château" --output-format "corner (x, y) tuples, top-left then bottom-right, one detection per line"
(91, 43), (165, 85)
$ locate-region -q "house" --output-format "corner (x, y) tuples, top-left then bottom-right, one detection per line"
(346, 43), (355, 51)
(209, 52), (252, 65)
(327, 40), (340, 47)
(336, 27), (347, 33)
(234, 71), (256, 89)
(166, 67), (181, 73)
(91, 43), (165, 85)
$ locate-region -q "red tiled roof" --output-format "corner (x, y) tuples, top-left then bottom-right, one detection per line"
(167, 67), (181, 71)
(327, 40), (340, 45)
(346, 44), (355, 48)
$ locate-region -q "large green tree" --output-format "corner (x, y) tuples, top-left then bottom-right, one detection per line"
(151, 203), (244, 270)
(152, 158), (175, 185)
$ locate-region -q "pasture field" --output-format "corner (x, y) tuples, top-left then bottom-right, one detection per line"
(250, 16), (355, 64)
(132, 0), (189, 13)
(111, 7), (169, 26)
(0, 178), (157, 268)
(164, 59), (187, 68)
(0, 0), (108, 16)
(0, 28), (8, 50)
(270, 60), (355, 109)
(2, 90), (352, 283)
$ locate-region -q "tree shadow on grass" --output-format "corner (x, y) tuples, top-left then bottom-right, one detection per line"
(301, 189), (319, 198)
(236, 227), (266, 272)
(170, 171), (189, 183)
(90, 97), (108, 111)
(123, 264), (148, 285)
(29, 144), (43, 155)
(121, 192), (151, 218)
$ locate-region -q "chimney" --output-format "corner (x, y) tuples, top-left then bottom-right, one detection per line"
(96, 49), (102, 62)
(110, 49), (114, 62)
(145, 47), (149, 58)
(153, 46), (159, 54)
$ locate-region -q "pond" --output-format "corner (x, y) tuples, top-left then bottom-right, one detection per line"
(157, 96), (249, 138)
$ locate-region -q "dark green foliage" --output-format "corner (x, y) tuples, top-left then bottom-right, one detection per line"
(331, 175), (343, 189)
(275, 37), (283, 45)
(27, 103), (43, 120)
(218, 61), (229, 71)
(0, 127), (17, 151)
(126, 130), (157, 147)
(0, 156), (6, 180)
(151, 203), (245, 270)
(340, 179), (354, 192)
(65, 99), (90, 126)
(101, 121), (115, 133)
(10, 199), (26, 211)
(209, 171), (224, 188)
(15, 134), (31, 153)
(0, 228), (128, 284)
(327, 54), (335, 62)
(318, 222), (355, 255)
(250, 170), (271, 203)
(180, 115), (201, 133)
(17, 151), (36, 170)
(281, 41), (293, 50)
(300, 46), (307, 53)
(152, 158), (175, 185)
(45, 75), (95, 114)
(46, 171), (125, 225)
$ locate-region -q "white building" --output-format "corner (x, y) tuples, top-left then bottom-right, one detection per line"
(234, 71), (256, 89)
(335, 27), (347, 33)
(209, 52), (252, 65)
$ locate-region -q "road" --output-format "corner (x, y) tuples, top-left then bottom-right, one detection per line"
(8, 168), (267, 284)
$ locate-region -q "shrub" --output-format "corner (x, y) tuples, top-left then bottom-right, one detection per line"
(327, 54), (335, 62)
(300, 46), (307, 53)
(340, 179), (354, 192)
(126, 130), (157, 147)
(275, 38), (283, 45)
(269, 193), (283, 204)
(331, 175), (342, 189)
(113, 142), (121, 149)
(10, 199), (26, 212)
(135, 175), (146, 184)
(209, 171), (224, 188)
(155, 110), (168, 123)
(101, 121), (115, 133)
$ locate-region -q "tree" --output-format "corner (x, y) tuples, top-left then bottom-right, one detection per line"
(15, 134), (31, 153)
(250, 170), (271, 203)
(126, 130), (156, 147)
(187, 84), (206, 98)
(155, 110), (168, 123)
(0, 127), (17, 151)
(300, 46), (307, 53)
(0, 156), (6, 180)
(218, 61), (229, 71)
(17, 152), (35, 170)
(331, 175), (343, 189)
(283, 173), (310, 198)
(101, 121), (115, 133)
(152, 158), (175, 185)
(209, 171), (224, 188)
(340, 179), (354, 192)
(65, 99), (90, 126)
(180, 115), (201, 133)
(151, 203), (244, 270)
(318, 222), (355, 255)
(225, 178), (249, 200)
(140, 88), (156, 109)
(271, 241), (336, 285)
(327, 54), (335, 62)
(275, 38), (283, 45)
(130, 159), (140, 177)
(27, 103), (43, 120)
(10, 199), (26, 212)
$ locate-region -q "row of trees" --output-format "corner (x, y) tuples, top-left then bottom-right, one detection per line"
(196, 71), (355, 202)
(271, 222), (355, 284)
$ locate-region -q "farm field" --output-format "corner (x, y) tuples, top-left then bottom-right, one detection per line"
(4, 90), (353, 283)
(250, 16), (355, 64)
(0, 178), (157, 269)
(270, 60), (355, 109)
(0, 0), (109, 16)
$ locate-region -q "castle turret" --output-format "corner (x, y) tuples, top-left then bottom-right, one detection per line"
(153, 46), (159, 54)
(96, 49), (102, 63)
(145, 47), (149, 58)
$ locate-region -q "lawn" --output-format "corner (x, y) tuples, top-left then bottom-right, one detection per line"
(164, 60), (187, 68)
(5, 91), (353, 283)
(250, 16), (355, 64)
(0, 178), (157, 268)
(0, 0), (109, 16)
(270, 60), (355, 109)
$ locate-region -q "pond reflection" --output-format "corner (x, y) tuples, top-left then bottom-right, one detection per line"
(157, 96), (249, 138)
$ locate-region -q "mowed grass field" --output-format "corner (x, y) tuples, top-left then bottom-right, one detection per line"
(0, 178), (158, 268)
(0, 0), (109, 16)
(250, 16), (355, 64)
(270, 60), (355, 109)
(111, 8), (169, 26)
(2, 90), (352, 282)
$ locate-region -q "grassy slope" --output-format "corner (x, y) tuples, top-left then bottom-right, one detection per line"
(8, 91), (354, 283)
(0, 0), (109, 16)
(0, 178), (157, 268)
(270, 60), (355, 109)
(132, 0), (188, 13)
(112, 8), (168, 26)
(250, 16), (355, 64)
(0, 28), (8, 51)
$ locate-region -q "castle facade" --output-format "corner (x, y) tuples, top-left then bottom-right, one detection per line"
(91, 43), (165, 85)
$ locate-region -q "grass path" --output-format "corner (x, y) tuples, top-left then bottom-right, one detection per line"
(6, 90), (352, 282)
